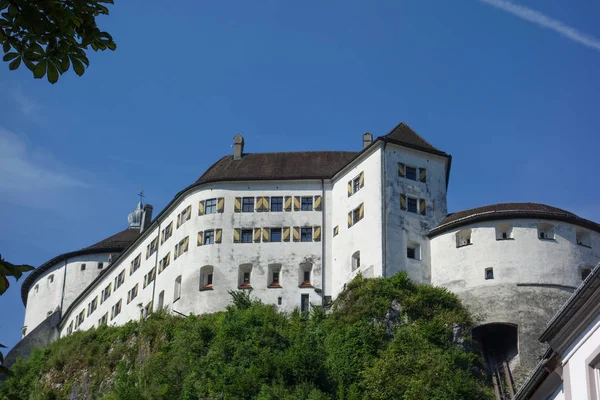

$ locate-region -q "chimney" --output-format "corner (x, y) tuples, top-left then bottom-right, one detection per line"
(233, 134), (244, 160)
(363, 132), (373, 149)
(140, 204), (153, 233)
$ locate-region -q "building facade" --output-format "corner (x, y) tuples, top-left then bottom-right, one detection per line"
(11, 122), (600, 390)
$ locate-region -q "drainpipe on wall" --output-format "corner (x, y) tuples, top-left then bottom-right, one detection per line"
(320, 179), (326, 301)
(60, 258), (68, 314)
(381, 142), (387, 277)
(149, 214), (161, 317)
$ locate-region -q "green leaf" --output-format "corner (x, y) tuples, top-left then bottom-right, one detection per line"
(71, 56), (84, 76)
(24, 58), (35, 71)
(33, 59), (46, 78)
(7, 3), (16, 17)
(47, 61), (58, 83)
(60, 56), (69, 73)
(8, 56), (20, 70)
(0, 0), (9, 10)
(2, 52), (18, 61)
(106, 41), (116, 51)
(0, 275), (8, 295)
(2, 42), (10, 53)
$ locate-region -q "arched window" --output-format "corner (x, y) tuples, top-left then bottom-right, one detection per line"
(268, 264), (282, 288)
(238, 264), (252, 289)
(299, 263), (313, 287)
(496, 223), (513, 240)
(200, 266), (214, 290)
(352, 251), (361, 270)
(456, 229), (472, 248)
(537, 223), (554, 240)
(174, 275), (182, 302)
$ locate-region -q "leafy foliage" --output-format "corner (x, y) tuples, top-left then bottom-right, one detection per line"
(0, 273), (493, 399)
(0, 0), (116, 83)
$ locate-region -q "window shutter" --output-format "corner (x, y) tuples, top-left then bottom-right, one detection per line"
(348, 211), (353, 228)
(233, 228), (241, 243)
(254, 228), (261, 243)
(160, 230), (165, 244)
(263, 196), (270, 211)
(197, 231), (203, 246)
(293, 226), (300, 242)
(419, 168), (426, 183)
(174, 244), (178, 259)
(146, 245), (150, 259)
(419, 199), (426, 215)
(186, 206), (191, 220)
(359, 203), (365, 219)
(284, 196), (292, 211)
(333, 225), (339, 236)
(314, 195), (322, 211)
(359, 171), (365, 188)
(283, 227), (291, 242)
(398, 163), (406, 177)
(217, 197), (225, 213)
(255, 196), (262, 212)
(313, 226), (321, 242)
(234, 197), (242, 213)
(400, 194), (407, 211)
(198, 200), (205, 216)
(293, 196), (301, 211)
(215, 229), (222, 244)
(347, 181), (352, 197)
(262, 228), (269, 242)
(183, 236), (189, 251)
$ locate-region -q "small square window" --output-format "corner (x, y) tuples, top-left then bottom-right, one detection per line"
(301, 197), (313, 211)
(407, 197), (418, 213)
(243, 272), (250, 284)
(301, 227), (313, 242)
(406, 166), (417, 181)
(205, 198), (217, 214)
(485, 268), (494, 280)
(242, 197), (254, 212)
(271, 197), (283, 212)
(272, 271), (280, 284)
(97, 262), (103, 269)
(407, 247), (416, 259)
(48, 275), (54, 283)
(204, 230), (215, 245)
(80, 264), (86, 271)
(241, 229), (253, 243)
(352, 251), (360, 270)
(271, 228), (282, 242)
(303, 270), (311, 283)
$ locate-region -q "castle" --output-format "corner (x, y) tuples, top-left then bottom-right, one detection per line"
(10, 122), (600, 391)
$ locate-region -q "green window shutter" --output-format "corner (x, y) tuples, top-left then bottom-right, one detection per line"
(400, 194), (407, 211)
(398, 163), (406, 177)
(419, 168), (427, 183)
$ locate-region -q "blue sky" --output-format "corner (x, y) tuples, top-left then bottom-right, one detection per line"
(1, 0), (599, 352)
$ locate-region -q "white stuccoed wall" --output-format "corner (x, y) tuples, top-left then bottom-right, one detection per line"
(384, 144), (448, 283)
(430, 220), (600, 291)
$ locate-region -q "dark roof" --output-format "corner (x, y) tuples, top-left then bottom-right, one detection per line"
(428, 202), (600, 237)
(380, 122), (449, 157)
(195, 151), (359, 185)
(21, 227), (140, 306)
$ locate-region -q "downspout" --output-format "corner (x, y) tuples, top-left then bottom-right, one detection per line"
(380, 142), (388, 277)
(320, 178), (326, 302)
(150, 220), (162, 315)
(60, 258), (68, 313)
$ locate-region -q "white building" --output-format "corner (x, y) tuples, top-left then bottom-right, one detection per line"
(11, 122), (600, 390)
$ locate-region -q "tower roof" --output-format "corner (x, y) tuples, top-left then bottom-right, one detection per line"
(380, 122), (448, 157)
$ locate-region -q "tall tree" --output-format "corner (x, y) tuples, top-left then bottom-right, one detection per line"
(1, 0), (116, 83)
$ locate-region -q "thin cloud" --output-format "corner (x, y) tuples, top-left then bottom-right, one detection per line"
(11, 85), (39, 116)
(479, 0), (600, 52)
(0, 127), (87, 205)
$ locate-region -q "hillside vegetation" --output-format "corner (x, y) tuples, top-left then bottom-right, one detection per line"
(1, 273), (493, 399)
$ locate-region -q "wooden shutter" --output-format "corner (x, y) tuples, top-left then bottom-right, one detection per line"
(359, 171), (365, 188)
(284, 196), (292, 211)
(283, 227), (291, 242)
(186, 206), (191, 220)
(197, 231), (203, 246)
(233, 228), (241, 243)
(254, 228), (261, 242)
(293, 196), (301, 211)
(262, 228), (269, 242)
(419, 168), (426, 183)
(215, 229), (222, 244)
(183, 236), (189, 251)
(419, 199), (426, 215)
(358, 203), (365, 220)
(234, 197), (242, 213)
(255, 197), (263, 212)
(314, 195), (322, 211)
(398, 163), (406, 177)
(400, 194), (407, 211)
(146, 244), (150, 259)
(217, 197), (225, 213)
(347, 181), (352, 197)
(348, 211), (353, 228)
(160, 229), (165, 244)
(313, 226), (321, 242)
(198, 200), (205, 216)
(333, 225), (339, 236)
(293, 226), (300, 242)
(263, 196), (270, 211)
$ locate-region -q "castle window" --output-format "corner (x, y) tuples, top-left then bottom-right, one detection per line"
(407, 197), (417, 213)
(301, 294), (310, 312)
(204, 230), (215, 245)
(161, 221), (173, 244)
(242, 197), (254, 212)
(538, 224), (555, 240)
(271, 196), (283, 212)
(406, 166), (417, 181)
(407, 243), (421, 260)
(349, 203), (365, 227)
(127, 283), (139, 304)
(158, 291), (164, 309)
(111, 299), (122, 320)
(146, 237), (158, 259)
(158, 252), (171, 273)
(114, 269), (125, 289)
(485, 268), (494, 280)
(144, 267), (156, 288)
(239, 264), (252, 289)
(88, 297), (98, 316)
(268, 264), (282, 288)
(98, 262), (103, 269)
(456, 229), (472, 248)
(48, 274), (54, 283)
(98, 313), (108, 326)
(581, 267), (592, 281)
(174, 276), (182, 302)
(130, 253), (141, 275)
(177, 205), (192, 228)
(301, 197), (313, 211)
(270, 228), (282, 242)
(101, 283), (112, 304)
(496, 223), (513, 240)
(205, 198), (217, 214)
(352, 251), (361, 270)
(299, 263), (312, 287)
(75, 309), (85, 328)
(67, 321), (73, 335)
(241, 229), (253, 243)
(576, 229), (591, 248)
(348, 172), (365, 196)
(200, 265), (214, 290)
(175, 236), (189, 258)
(81, 264), (86, 271)
(301, 227), (313, 242)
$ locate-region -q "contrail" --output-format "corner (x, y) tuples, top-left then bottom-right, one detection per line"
(479, 0), (600, 52)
